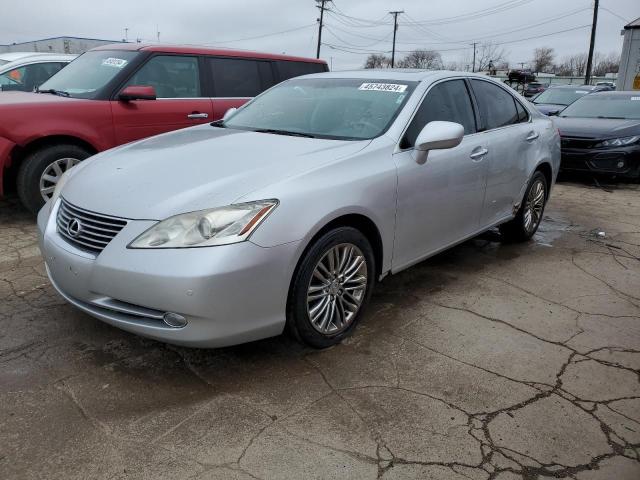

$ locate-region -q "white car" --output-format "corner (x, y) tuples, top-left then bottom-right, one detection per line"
(0, 52), (76, 92)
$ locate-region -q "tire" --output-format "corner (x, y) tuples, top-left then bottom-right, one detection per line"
(500, 171), (548, 243)
(287, 227), (376, 349)
(17, 144), (91, 214)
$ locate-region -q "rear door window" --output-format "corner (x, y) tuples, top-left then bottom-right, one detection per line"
(276, 61), (327, 81)
(125, 55), (201, 98)
(403, 79), (477, 148)
(471, 80), (519, 130)
(209, 57), (274, 97)
(515, 100), (529, 123)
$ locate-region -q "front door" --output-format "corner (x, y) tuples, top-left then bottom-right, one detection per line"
(111, 55), (214, 145)
(392, 79), (488, 271)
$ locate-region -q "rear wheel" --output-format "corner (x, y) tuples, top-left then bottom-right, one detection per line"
(500, 171), (548, 242)
(17, 144), (91, 214)
(287, 227), (375, 348)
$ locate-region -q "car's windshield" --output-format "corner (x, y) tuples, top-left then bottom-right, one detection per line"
(560, 94), (640, 120)
(222, 77), (418, 140)
(38, 50), (138, 99)
(533, 87), (590, 106)
(0, 60), (8, 67)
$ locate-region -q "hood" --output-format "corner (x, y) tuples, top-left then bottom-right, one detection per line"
(553, 117), (640, 139)
(62, 125), (370, 219)
(0, 90), (82, 106)
(534, 103), (566, 116)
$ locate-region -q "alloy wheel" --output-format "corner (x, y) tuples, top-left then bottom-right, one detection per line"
(523, 178), (545, 234)
(306, 243), (368, 335)
(39, 157), (81, 202)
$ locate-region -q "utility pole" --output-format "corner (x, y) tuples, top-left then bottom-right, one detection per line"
(390, 10), (404, 68)
(316, 0), (331, 59)
(124, 27), (129, 42)
(471, 42), (477, 72)
(584, 0), (599, 85)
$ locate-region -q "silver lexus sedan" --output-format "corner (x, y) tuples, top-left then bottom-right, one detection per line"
(38, 70), (560, 348)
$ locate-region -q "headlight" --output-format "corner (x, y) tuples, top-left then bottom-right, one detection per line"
(596, 136), (640, 148)
(128, 200), (278, 249)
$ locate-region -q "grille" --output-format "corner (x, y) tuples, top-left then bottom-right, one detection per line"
(56, 198), (128, 254)
(561, 136), (598, 150)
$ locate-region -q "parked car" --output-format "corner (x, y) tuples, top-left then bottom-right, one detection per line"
(530, 84), (612, 116)
(0, 44), (328, 213)
(38, 71), (560, 349)
(508, 69), (535, 84)
(0, 52), (76, 92)
(554, 91), (640, 179)
(524, 82), (547, 98)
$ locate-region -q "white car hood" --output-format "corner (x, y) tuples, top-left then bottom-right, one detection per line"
(62, 125), (370, 219)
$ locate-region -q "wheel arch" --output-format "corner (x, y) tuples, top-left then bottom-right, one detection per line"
(534, 161), (553, 198)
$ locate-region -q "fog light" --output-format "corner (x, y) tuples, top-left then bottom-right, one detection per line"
(617, 161), (625, 169)
(163, 312), (187, 328)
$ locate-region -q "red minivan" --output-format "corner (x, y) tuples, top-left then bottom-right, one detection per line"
(0, 44), (328, 213)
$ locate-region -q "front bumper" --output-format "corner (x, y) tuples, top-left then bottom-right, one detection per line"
(560, 146), (640, 178)
(38, 201), (301, 348)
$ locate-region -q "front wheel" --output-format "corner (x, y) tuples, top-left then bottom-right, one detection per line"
(16, 144), (91, 214)
(500, 171), (548, 242)
(287, 227), (375, 348)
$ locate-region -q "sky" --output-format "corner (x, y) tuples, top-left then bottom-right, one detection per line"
(1, 0), (638, 71)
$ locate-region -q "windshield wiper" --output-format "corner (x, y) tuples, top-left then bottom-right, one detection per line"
(253, 128), (316, 138)
(596, 116), (626, 120)
(37, 88), (70, 97)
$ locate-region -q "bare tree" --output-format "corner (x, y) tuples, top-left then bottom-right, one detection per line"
(475, 42), (508, 72)
(364, 54), (390, 69)
(532, 47), (554, 73)
(396, 49), (443, 69)
(556, 53), (589, 76)
(593, 52), (619, 77)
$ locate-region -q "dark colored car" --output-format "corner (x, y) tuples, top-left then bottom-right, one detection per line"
(524, 82), (547, 98)
(508, 69), (535, 84)
(531, 85), (612, 116)
(0, 44), (328, 213)
(554, 91), (640, 179)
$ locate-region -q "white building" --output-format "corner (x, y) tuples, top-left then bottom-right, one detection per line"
(618, 17), (640, 91)
(0, 36), (122, 55)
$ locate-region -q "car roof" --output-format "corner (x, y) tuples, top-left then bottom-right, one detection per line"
(548, 84), (600, 90)
(297, 69), (495, 83)
(90, 43), (326, 64)
(0, 52), (75, 62)
(588, 91), (639, 98)
(0, 53), (77, 72)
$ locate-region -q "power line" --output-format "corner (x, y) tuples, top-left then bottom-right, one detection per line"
(600, 7), (630, 23)
(210, 24), (315, 44)
(401, 0), (534, 26)
(324, 26), (392, 49)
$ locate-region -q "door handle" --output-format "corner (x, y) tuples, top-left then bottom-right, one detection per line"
(470, 147), (488, 160)
(526, 131), (539, 142)
(187, 112), (209, 119)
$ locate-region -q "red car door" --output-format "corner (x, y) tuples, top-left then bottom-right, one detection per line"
(207, 57), (276, 119)
(111, 55), (213, 144)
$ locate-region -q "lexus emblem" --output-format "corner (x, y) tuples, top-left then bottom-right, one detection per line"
(67, 218), (83, 238)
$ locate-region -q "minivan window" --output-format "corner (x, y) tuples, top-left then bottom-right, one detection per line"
(403, 79), (477, 148)
(126, 55), (200, 98)
(39, 50), (138, 99)
(471, 80), (519, 130)
(277, 60), (327, 81)
(210, 58), (269, 98)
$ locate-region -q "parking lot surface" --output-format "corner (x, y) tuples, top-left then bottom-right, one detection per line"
(1, 183), (639, 480)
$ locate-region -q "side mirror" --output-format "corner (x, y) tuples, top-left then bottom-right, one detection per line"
(415, 121), (464, 152)
(222, 107), (237, 121)
(118, 85), (156, 101)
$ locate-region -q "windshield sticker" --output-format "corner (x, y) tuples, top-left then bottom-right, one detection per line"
(359, 83), (408, 93)
(631, 97), (640, 101)
(101, 58), (128, 68)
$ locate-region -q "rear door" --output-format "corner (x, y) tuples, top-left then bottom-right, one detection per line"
(392, 79), (488, 269)
(111, 54), (214, 144)
(208, 57), (276, 119)
(469, 79), (538, 226)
